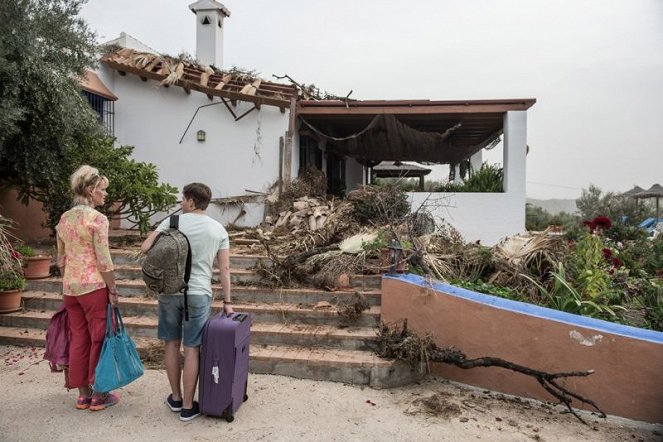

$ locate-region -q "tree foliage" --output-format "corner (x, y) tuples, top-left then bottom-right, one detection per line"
(0, 0), (99, 188)
(576, 184), (650, 225)
(525, 204), (578, 231)
(0, 0), (178, 234)
(34, 136), (179, 233)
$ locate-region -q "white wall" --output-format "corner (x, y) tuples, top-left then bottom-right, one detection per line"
(408, 192), (524, 245)
(408, 110), (528, 245)
(104, 67), (290, 227)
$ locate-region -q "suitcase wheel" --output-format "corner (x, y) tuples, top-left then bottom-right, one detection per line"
(222, 404), (234, 422)
(243, 394), (248, 402)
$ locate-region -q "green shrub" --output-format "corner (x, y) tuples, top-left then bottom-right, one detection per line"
(452, 279), (528, 302)
(434, 163), (503, 193)
(522, 263), (626, 320)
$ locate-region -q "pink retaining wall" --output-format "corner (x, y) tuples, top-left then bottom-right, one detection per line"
(0, 188), (51, 242)
(381, 274), (663, 423)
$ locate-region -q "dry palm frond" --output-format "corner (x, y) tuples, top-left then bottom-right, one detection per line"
(302, 249), (343, 272)
(495, 231), (553, 267)
(161, 62), (185, 86)
(199, 66), (214, 86)
(131, 52), (158, 69)
(422, 253), (454, 280)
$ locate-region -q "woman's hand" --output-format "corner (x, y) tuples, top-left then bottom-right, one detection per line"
(223, 302), (234, 316)
(109, 288), (119, 306)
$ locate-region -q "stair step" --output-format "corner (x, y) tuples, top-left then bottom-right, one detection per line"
(108, 250), (382, 289)
(0, 327), (420, 387)
(0, 298), (380, 349)
(112, 265), (263, 285)
(17, 293), (381, 327)
(110, 249), (271, 269)
(111, 265), (381, 289)
(24, 280), (382, 305)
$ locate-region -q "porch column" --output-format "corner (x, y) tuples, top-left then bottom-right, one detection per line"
(503, 110), (527, 197)
(470, 149), (483, 173)
(453, 164), (462, 184)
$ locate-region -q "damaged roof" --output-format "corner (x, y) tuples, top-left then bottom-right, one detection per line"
(101, 47), (297, 109)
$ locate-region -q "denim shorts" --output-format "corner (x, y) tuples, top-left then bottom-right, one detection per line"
(157, 294), (211, 347)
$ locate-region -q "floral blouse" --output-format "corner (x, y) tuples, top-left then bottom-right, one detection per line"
(56, 205), (114, 296)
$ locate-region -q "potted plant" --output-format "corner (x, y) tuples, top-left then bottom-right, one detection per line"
(0, 216), (26, 313)
(16, 244), (52, 279)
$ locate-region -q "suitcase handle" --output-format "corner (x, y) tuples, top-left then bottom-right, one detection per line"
(232, 313), (248, 322)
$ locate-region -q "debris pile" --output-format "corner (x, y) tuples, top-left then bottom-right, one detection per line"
(264, 197), (333, 234)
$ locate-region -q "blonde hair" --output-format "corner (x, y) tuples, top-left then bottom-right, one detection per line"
(70, 165), (108, 206)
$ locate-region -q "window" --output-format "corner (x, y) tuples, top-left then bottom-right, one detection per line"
(82, 91), (114, 136)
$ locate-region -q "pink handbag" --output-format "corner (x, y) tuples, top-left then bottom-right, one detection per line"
(43, 304), (70, 388)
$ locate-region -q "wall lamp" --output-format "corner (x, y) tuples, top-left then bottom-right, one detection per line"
(197, 130), (206, 142)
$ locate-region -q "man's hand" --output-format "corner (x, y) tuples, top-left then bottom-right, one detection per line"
(223, 302), (234, 316)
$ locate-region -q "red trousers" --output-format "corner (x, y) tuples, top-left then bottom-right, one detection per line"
(63, 287), (109, 389)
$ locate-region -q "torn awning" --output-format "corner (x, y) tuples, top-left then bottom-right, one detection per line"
(297, 98), (536, 164)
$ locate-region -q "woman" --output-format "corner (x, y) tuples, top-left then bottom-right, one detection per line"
(56, 165), (119, 411)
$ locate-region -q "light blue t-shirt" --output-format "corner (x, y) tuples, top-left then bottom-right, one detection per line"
(157, 213), (229, 297)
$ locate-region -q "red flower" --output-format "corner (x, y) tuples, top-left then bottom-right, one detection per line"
(602, 248), (613, 259)
(612, 257), (622, 268)
(592, 216), (612, 230)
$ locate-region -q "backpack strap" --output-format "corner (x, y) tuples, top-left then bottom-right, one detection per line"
(170, 215), (179, 229)
(170, 215), (193, 321)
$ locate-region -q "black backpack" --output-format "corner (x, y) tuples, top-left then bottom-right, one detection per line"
(142, 215), (193, 320)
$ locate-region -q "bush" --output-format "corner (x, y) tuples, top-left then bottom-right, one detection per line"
(349, 184), (410, 225)
(32, 136), (179, 234)
(526, 205), (578, 231)
(434, 163), (503, 193)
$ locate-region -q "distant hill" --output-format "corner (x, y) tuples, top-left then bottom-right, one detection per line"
(526, 198), (578, 215)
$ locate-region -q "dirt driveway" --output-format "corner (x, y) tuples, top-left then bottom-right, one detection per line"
(1, 345), (660, 441)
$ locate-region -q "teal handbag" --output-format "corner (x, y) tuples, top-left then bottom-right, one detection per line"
(93, 305), (144, 393)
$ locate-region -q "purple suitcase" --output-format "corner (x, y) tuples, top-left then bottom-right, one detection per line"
(199, 312), (251, 422)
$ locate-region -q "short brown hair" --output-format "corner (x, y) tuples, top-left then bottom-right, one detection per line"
(183, 183), (212, 210)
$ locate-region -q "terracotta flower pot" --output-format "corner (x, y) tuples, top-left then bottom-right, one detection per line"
(23, 255), (52, 279)
(0, 289), (23, 314)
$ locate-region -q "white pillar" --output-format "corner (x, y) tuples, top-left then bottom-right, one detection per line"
(453, 164), (462, 183)
(503, 111), (527, 195)
(470, 149), (483, 173)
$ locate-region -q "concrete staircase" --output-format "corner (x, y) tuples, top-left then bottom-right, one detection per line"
(0, 249), (419, 388)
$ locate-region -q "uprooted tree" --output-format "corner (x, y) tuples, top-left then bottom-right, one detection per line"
(254, 179), (606, 423)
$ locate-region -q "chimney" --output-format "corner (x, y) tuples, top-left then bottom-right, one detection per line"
(188, 0), (231, 68)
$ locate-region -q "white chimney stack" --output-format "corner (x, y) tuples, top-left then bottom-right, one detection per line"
(188, 0), (231, 69)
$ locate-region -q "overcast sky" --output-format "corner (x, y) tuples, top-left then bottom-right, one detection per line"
(80, 0), (663, 200)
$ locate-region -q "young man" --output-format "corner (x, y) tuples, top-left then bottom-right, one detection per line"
(141, 182), (232, 421)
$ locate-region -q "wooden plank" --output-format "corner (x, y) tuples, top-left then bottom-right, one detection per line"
(297, 103), (533, 116)
(283, 97), (296, 184)
(102, 60), (291, 108)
